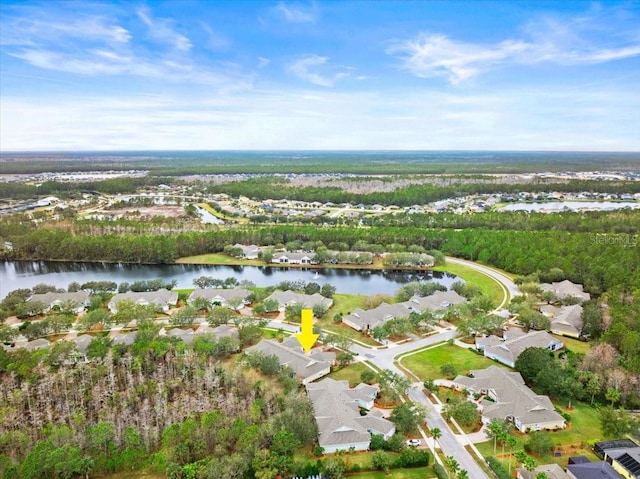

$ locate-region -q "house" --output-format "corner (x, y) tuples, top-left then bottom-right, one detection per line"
(453, 366), (566, 433)
(478, 330), (564, 368)
(233, 244), (260, 260)
(108, 288), (178, 314)
(71, 334), (94, 355)
(110, 330), (137, 346)
(264, 291), (333, 312)
(272, 252), (318, 264)
(22, 338), (51, 351)
(342, 302), (411, 332)
(517, 464), (571, 479)
(541, 304), (584, 338)
(540, 280), (591, 302)
(306, 378), (396, 453)
(401, 290), (467, 314)
(567, 461), (623, 479)
(602, 446), (640, 479)
(188, 288), (251, 309)
(165, 324), (239, 346)
(246, 337), (334, 385)
(28, 291), (90, 314)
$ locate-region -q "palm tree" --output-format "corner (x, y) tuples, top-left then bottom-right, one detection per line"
(431, 427), (442, 451)
(457, 470), (469, 479)
(524, 457), (538, 472)
(506, 435), (518, 476)
(445, 456), (460, 477)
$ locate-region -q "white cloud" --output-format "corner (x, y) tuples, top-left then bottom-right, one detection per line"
(388, 8), (640, 84)
(0, 14), (131, 46)
(275, 2), (318, 24)
(387, 34), (527, 84)
(288, 54), (351, 87)
(3, 85), (638, 151)
(1, 5), (251, 90)
(137, 7), (192, 51)
(258, 57), (271, 68)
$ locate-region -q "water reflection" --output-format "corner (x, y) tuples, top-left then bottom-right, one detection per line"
(1, 260), (459, 298)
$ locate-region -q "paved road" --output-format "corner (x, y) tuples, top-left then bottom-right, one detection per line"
(407, 383), (490, 478)
(445, 256), (520, 310)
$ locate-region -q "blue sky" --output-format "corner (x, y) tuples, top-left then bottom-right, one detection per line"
(1, 0), (639, 151)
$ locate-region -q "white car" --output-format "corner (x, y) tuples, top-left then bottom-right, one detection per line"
(406, 439), (421, 447)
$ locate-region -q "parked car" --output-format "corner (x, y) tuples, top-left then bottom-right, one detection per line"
(406, 439), (421, 446)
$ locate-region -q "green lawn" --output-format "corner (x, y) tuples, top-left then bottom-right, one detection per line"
(175, 252), (265, 266)
(348, 466), (435, 478)
(328, 362), (373, 387)
(476, 401), (602, 468)
(399, 343), (506, 381)
(331, 293), (369, 317)
(316, 293), (380, 346)
(554, 334), (592, 355)
(435, 262), (505, 306)
(293, 449), (435, 478)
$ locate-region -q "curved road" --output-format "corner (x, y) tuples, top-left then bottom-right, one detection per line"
(445, 256), (520, 310)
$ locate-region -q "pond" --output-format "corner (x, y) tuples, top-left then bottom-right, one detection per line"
(0, 260), (459, 299)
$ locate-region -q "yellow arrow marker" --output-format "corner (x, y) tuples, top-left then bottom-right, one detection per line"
(295, 308), (319, 353)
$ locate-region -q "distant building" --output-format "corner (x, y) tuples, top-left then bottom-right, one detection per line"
(233, 244), (261, 259)
(188, 288), (251, 309)
(342, 302), (410, 332)
(540, 280), (591, 302)
(272, 252), (318, 264)
(401, 290), (467, 314)
(263, 291), (333, 312)
(108, 288), (178, 314)
(28, 291), (90, 314)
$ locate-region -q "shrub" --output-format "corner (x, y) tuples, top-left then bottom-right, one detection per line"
(487, 456), (510, 479)
(313, 446), (324, 457)
(433, 463), (448, 479)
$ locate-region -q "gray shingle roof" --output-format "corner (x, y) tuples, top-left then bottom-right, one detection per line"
(265, 291), (333, 310)
(246, 338), (331, 383)
(483, 330), (563, 366)
(306, 378), (395, 450)
(517, 464), (571, 479)
(402, 290), (467, 312)
(343, 302), (410, 330)
(29, 291), (90, 308)
(541, 304), (584, 336)
(108, 288), (178, 312)
(540, 280), (591, 301)
(188, 288), (250, 304)
(454, 366), (565, 429)
(567, 461), (623, 479)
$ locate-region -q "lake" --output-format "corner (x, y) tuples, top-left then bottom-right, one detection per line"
(0, 261), (459, 299)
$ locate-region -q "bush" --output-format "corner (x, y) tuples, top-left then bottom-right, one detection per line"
(433, 463), (448, 479)
(394, 447), (430, 468)
(313, 446), (324, 456)
(487, 456), (510, 479)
